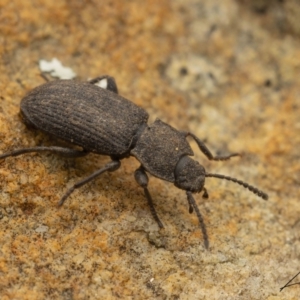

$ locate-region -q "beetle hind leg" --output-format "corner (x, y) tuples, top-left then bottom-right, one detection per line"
(58, 159), (121, 206)
(0, 146), (89, 160)
(134, 166), (164, 229)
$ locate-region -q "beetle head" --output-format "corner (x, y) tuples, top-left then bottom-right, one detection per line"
(174, 156), (205, 193)
(174, 155), (268, 201)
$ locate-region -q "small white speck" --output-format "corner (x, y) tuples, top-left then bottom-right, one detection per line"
(94, 78), (108, 89)
(125, 215), (137, 222)
(39, 58), (76, 80)
(150, 278), (154, 283)
(35, 225), (49, 233)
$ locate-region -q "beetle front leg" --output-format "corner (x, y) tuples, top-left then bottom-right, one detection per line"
(134, 166), (164, 229)
(89, 75), (118, 94)
(58, 159), (121, 206)
(186, 132), (239, 161)
(186, 191), (209, 249)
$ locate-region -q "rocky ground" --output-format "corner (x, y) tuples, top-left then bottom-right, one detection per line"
(0, 0), (299, 299)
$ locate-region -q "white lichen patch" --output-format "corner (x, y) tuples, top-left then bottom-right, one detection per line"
(39, 58), (76, 79)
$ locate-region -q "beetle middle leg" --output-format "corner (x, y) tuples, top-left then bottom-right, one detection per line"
(186, 132), (240, 161)
(134, 166), (164, 229)
(58, 159), (121, 206)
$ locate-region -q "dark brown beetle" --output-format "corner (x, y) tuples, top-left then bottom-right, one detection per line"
(0, 75), (268, 248)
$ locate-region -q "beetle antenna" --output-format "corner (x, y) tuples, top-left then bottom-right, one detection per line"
(205, 173), (268, 200)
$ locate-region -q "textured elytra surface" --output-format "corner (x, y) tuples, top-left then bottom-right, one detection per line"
(20, 80), (149, 157)
(131, 119), (194, 182)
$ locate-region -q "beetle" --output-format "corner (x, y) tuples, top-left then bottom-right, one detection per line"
(0, 75), (268, 248)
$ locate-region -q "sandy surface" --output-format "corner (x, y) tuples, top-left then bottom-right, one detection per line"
(0, 0), (300, 299)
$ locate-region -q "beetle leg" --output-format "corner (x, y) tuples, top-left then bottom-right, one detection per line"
(0, 146), (89, 159)
(186, 191), (209, 249)
(88, 75), (118, 94)
(187, 188), (208, 213)
(186, 132), (240, 161)
(134, 166), (164, 229)
(188, 201), (193, 214)
(58, 159), (121, 206)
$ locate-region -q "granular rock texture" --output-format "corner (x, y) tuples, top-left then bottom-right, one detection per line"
(0, 0), (299, 299)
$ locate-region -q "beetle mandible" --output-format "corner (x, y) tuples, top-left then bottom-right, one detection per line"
(0, 75), (268, 248)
